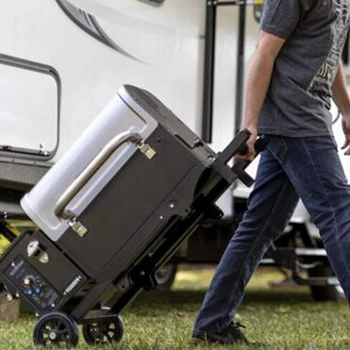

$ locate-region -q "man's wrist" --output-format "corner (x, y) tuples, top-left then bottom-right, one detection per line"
(242, 122), (258, 133)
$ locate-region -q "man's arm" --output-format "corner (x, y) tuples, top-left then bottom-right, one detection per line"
(332, 62), (350, 155)
(240, 30), (285, 161)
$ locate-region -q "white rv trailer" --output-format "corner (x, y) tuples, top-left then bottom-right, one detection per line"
(0, 0), (262, 213)
(0, 0), (349, 299)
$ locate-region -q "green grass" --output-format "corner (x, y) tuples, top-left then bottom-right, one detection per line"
(0, 266), (349, 349)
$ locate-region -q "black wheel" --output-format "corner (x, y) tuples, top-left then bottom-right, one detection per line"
(82, 315), (124, 345)
(309, 264), (345, 302)
(33, 312), (79, 348)
(155, 263), (178, 290)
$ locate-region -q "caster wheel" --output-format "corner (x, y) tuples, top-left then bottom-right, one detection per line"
(33, 312), (79, 348)
(83, 315), (124, 345)
(155, 263), (178, 290)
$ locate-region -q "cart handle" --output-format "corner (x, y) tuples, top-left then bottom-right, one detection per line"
(54, 130), (146, 221)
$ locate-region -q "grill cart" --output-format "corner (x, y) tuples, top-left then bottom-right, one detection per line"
(0, 85), (262, 347)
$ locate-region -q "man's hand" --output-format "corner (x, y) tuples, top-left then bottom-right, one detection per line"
(235, 127), (258, 162)
(341, 116), (350, 155)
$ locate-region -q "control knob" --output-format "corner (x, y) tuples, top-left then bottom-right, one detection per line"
(23, 276), (35, 286)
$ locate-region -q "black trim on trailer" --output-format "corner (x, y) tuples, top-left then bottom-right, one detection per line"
(55, 0), (140, 61)
(201, 1), (217, 143)
(201, 0), (247, 143)
(234, 1), (246, 135)
(137, 0), (165, 5)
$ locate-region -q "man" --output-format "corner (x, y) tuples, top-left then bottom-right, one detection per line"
(193, 0), (350, 345)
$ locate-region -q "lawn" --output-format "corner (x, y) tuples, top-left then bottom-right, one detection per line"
(0, 265), (349, 349)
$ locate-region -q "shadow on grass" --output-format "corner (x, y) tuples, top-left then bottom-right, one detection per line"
(129, 287), (313, 311)
(244, 288), (313, 304)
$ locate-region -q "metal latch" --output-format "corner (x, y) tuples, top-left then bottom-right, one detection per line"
(137, 141), (157, 160)
(69, 218), (88, 237)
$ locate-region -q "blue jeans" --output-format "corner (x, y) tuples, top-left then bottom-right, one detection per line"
(194, 135), (350, 334)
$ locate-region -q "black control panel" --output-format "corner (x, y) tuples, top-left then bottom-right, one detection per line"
(5, 256), (61, 313)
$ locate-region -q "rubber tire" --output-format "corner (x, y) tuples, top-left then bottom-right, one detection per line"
(33, 311), (79, 348)
(309, 265), (345, 302)
(155, 263), (178, 290)
(82, 315), (124, 345)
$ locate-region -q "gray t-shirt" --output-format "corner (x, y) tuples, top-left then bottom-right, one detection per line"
(258, 0), (350, 137)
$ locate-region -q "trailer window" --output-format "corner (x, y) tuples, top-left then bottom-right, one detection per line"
(0, 54), (60, 161)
